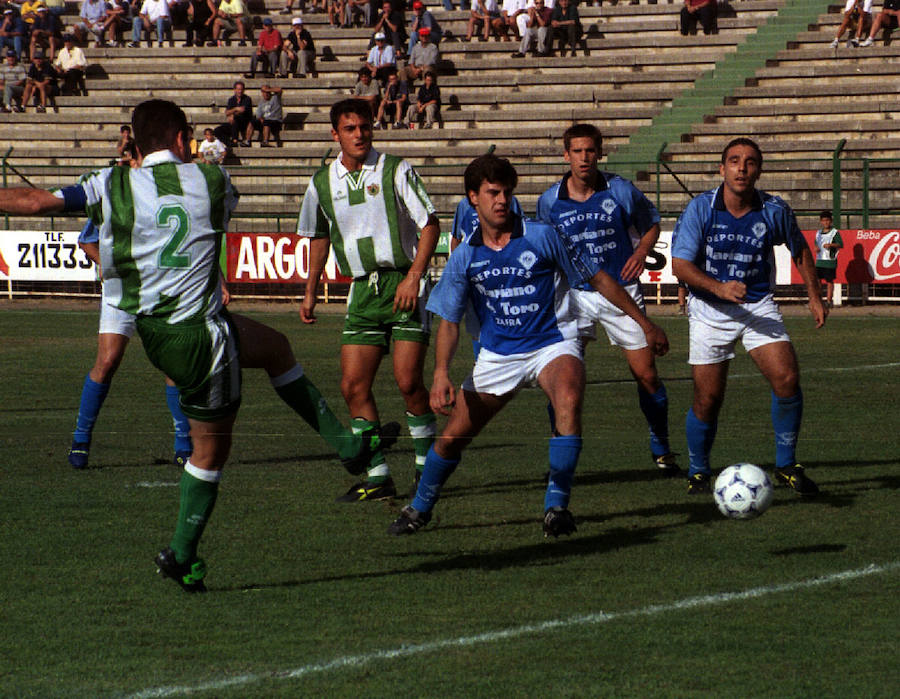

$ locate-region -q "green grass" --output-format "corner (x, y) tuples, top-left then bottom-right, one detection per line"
(0, 305), (898, 698)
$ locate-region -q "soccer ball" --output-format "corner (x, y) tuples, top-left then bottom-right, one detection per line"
(713, 463), (774, 520)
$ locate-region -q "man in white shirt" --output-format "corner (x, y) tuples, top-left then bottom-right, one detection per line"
(54, 34), (86, 95)
(129, 0), (173, 47)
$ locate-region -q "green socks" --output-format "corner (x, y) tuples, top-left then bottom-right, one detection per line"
(406, 411), (436, 474)
(170, 465), (220, 564)
(351, 417), (389, 483)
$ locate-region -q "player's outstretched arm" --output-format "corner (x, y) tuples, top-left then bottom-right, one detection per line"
(394, 214), (441, 313)
(430, 317), (460, 416)
(794, 246), (827, 328)
(588, 269), (669, 356)
(0, 187), (66, 215)
(300, 236), (330, 324)
(621, 223), (660, 282)
(672, 257), (747, 304)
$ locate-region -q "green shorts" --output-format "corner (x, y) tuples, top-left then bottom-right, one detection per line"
(136, 311), (242, 421)
(342, 269), (431, 348)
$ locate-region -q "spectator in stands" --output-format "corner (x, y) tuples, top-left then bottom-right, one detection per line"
(352, 65), (380, 113)
(407, 1), (440, 54)
(494, 0), (526, 41)
(225, 79), (253, 146)
(464, 0), (500, 42)
(374, 66), (407, 129)
(860, 0), (899, 45)
(198, 126), (227, 162)
(44, 0), (66, 19)
(0, 8), (26, 60)
(101, 0), (132, 47)
(184, 0), (215, 46)
(329, 0), (346, 28)
(371, 0), (405, 54)
(212, 0), (247, 47)
(116, 123), (136, 165)
(54, 34), (86, 95)
(20, 0), (44, 31)
(830, 0), (873, 47)
(169, 0), (190, 31)
(344, 0), (373, 28)
(21, 49), (57, 112)
(0, 48), (26, 112)
(679, 0), (717, 36)
(280, 16), (315, 78)
(551, 0), (581, 55)
(250, 84), (283, 146)
(399, 26), (437, 84)
(29, 6), (61, 61)
(365, 30), (395, 83)
(129, 0), (173, 47)
(246, 17), (281, 78)
(404, 69), (439, 128)
(511, 0), (551, 56)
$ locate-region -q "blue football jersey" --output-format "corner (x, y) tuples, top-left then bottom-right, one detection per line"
(450, 195), (524, 242)
(671, 186), (809, 303)
(427, 214), (599, 355)
(536, 171), (660, 287)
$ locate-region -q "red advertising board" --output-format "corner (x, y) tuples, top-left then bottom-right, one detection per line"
(796, 230), (900, 284)
(226, 232), (351, 284)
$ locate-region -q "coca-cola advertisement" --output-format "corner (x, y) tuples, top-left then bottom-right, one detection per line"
(796, 230), (900, 285)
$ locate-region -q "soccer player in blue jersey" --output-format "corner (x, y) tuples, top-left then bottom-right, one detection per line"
(537, 123), (678, 475)
(671, 137), (826, 496)
(388, 154), (669, 537)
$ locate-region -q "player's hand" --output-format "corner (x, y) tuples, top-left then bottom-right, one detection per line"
(716, 280), (746, 303)
(644, 323), (669, 357)
(300, 295), (317, 324)
(393, 274), (420, 313)
(220, 283), (231, 306)
(620, 251), (647, 282)
(430, 372), (456, 416)
(808, 296), (827, 328)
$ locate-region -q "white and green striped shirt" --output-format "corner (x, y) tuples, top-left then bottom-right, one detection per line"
(77, 150), (238, 323)
(296, 148), (435, 279)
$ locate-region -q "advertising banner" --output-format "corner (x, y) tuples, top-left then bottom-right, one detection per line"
(225, 233), (351, 284)
(795, 229), (900, 285)
(0, 230), (95, 281)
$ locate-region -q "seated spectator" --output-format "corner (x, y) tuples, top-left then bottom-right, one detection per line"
(404, 69), (439, 128)
(366, 30), (395, 83)
(211, 0), (247, 47)
(116, 123), (136, 165)
(21, 49), (57, 112)
(329, 0), (347, 28)
(250, 84), (283, 146)
(101, 0), (133, 47)
(344, 0), (373, 28)
(399, 26), (437, 84)
(246, 16), (281, 78)
(129, 0), (173, 47)
(551, 0), (581, 55)
(407, 1), (440, 54)
(374, 67), (407, 129)
(184, 0), (215, 46)
(168, 0), (190, 30)
(20, 0), (44, 31)
(54, 34), (86, 95)
(198, 126), (227, 162)
(371, 1), (406, 55)
(830, 0), (873, 47)
(280, 16), (315, 78)
(0, 8), (26, 60)
(0, 48), (26, 112)
(29, 6), (61, 62)
(679, 0), (717, 36)
(511, 0), (551, 57)
(224, 79), (253, 146)
(74, 0), (109, 45)
(465, 0), (500, 42)
(860, 0), (898, 45)
(352, 66), (380, 115)
(494, 0), (526, 41)
(44, 0), (66, 19)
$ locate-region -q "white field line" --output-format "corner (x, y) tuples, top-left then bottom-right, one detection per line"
(126, 561), (899, 699)
(130, 481), (180, 488)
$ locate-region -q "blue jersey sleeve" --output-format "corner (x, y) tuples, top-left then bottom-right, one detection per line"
(528, 220), (599, 287)
(449, 198), (470, 241)
(616, 178), (660, 235)
(671, 196), (707, 262)
(426, 243), (471, 323)
(769, 196), (808, 259)
(78, 219), (99, 244)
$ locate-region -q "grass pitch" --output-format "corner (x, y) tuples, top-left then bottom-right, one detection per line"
(0, 303), (898, 698)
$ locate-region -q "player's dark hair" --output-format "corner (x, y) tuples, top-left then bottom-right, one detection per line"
(131, 99), (189, 158)
(819, 210), (833, 219)
(330, 98), (373, 128)
(464, 154), (518, 195)
(721, 137), (763, 167)
(563, 123), (602, 152)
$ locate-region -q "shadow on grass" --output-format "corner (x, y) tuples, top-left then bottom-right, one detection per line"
(770, 543), (848, 556)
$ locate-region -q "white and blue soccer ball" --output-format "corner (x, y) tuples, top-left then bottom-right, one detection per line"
(713, 463), (774, 520)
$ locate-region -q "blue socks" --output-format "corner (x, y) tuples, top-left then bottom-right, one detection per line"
(545, 435), (582, 510)
(73, 375), (111, 443)
(411, 445), (460, 513)
(638, 384), (670, 457)
(771, 391), (802, 470)
(685, 407), (717, 476)
(166, 384), (192, 455)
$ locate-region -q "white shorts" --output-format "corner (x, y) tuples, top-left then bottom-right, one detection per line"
(462, 337), (583, 396)
(844, 0), (873, 13)
(571, 283), (648, 351)
(98, 301), (137, 337)
(687, 293), (791, 365)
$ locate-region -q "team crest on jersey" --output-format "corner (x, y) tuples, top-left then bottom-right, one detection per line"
(752, 222), (767, 237)
(601, 198), (617, 215)
(518, 250), (537, 270)
(366, 184), (380, 197)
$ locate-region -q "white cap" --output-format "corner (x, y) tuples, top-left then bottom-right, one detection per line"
(374, 31), (386, 40)
(292, 16), (302, 24)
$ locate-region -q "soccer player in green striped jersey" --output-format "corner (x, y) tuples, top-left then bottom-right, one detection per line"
(0, 99), (390, 592)
(297, 98), (441, 502)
